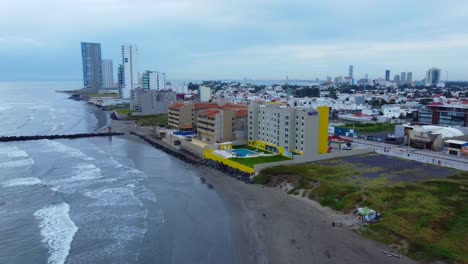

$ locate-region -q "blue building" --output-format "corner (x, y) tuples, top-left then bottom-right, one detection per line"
(81, 42), (103, 91)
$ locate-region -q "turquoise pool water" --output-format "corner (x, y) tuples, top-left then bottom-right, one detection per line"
(230, 149), (258, 157)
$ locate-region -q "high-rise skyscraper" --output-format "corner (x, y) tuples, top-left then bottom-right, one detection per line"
(141, 71), (165, 90)
(81, 42), (103, 91)
(394, 75), (400, 85)
(348, 65), (353, 79)
(117, 64), (124, 92)
(121, 44), (139, 98)
(385, 70), (390, 81)
(401, 72), (406, 85)
(101, 59), (114, 88)
(406, 72), (413, 84)
(426, 68), (441, 86)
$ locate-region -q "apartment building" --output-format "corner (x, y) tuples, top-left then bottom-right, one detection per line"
(248, 102), (329, 157)
(420, 103), (468, 127)
(168, 102), (219, 131)
(197, 104), (248, 143)
(130, 89), (175, 115)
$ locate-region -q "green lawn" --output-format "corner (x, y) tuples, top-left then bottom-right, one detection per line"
(340, 122), (396, 133)
(128, 114), (168, 127)
(232, 145), (272, 154)
(229, 155), (291, 168)
(255, 162), (468, 263)
(116, 109), (135, 115)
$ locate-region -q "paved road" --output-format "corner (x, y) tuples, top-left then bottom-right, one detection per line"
(343, 137), (468, 171)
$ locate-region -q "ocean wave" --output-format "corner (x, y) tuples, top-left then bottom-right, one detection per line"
(47, 163), (103, 193)
(34, 203), (78, 264)
(2, 177), (41, 187)
(8, 150), (28, 158)
(71, 164), (102, 181)
(0, 158), (34, 168)
(40, 140), (93, 160)
(84, 187), (143, 207)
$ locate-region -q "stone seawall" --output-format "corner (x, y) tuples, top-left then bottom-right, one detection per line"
(0, 133), (125, 142)
(129, 132), (253, 182)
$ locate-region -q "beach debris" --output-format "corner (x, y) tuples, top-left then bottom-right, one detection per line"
(380, 250), (401, 258)
(354, 207), (381, 223)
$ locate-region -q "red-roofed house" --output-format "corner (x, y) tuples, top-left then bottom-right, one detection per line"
(168, 102), (218, 131)
(197, 105), (248, 143)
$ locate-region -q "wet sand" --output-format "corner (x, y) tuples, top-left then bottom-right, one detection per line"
(111, 119), (417, 264)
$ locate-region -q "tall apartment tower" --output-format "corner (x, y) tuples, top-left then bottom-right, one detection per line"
(385, 70), (390, 81)
(121, 44), (139, 98)
(426, 68), (441, 86)
(348, 65), (353, 79)
(101, 59), (114, 89)
(401, 72), (406, 84)
(81, 42), (103, 91)
(406, 72), (413, 84)
(117, 64), (124, 92)
(394, 75), (400, 85)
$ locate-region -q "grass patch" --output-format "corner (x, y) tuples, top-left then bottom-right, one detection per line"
(127, 114), (168, 127)
(362, 174), (468, 263)
(340, 122), (396, 133)
(229, 155), (291, 168)
(116, 109), (136, 115)
(255, 160), (468, 263)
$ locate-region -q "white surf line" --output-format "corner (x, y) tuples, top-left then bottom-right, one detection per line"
(2, 177), (41, 187)
(34, 203), (78, 264)
(0, 158), (34, 168)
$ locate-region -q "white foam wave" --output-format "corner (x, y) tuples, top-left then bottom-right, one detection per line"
(71, 164), (102, 181)
(0, 158), (34, 168)
(40, 140), (89, 159)
(2, 177), (41, 187)
(84, 187), (143, 207)
(34, 203), (78, 264)
(8, 150), (28, 158)
(48, 163), (102, 193)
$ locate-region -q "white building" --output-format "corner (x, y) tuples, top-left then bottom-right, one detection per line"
(200, 86), (212, 102)
(101, 59), (114, 89)
(381, 104), (405, 118)
(121, 44), (139, 98)
(130, 89), (176, 115)
(141, 71), (165, 90)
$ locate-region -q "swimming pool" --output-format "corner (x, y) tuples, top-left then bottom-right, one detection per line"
(229, 149), (258, 157)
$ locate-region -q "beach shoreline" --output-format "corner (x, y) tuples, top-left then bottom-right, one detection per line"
(109, 118), (417, 264)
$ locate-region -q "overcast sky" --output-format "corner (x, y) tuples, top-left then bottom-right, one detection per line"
(1, 0), (468, 81)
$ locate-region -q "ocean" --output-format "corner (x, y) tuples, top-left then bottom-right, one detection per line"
(0, 82), (234, 263)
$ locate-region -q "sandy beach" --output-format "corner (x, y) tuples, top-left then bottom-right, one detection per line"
(110, 118), (417, 264)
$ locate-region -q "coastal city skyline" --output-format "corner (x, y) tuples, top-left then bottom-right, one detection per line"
(1, 0), (468, 81)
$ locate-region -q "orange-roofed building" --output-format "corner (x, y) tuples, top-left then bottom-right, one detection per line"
(168, 101), (248, 134)
(197, 107), (248, 144)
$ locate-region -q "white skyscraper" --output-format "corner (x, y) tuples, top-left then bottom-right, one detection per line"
(102, 59), (114, 88)
(121, 44), (139, 98)
(406, 72), (413, 84)
(401, 72), (406, 84)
